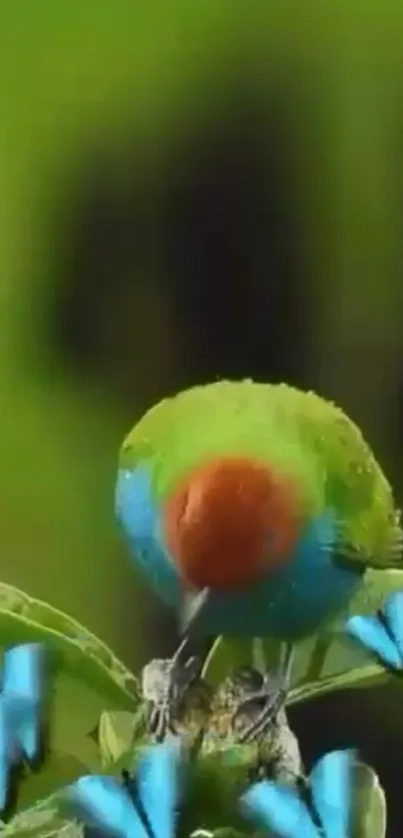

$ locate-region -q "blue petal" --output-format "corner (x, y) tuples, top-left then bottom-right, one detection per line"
(310, 750), (354, 838)
(241, 780), (319, 838)
(0, 704), (10, 810)
(66, 775), (147, 838)
(3, 644), (43, 703)
(137, 740), (181, 838)
(346, 615), (402, 668)
(384, 591), (403, 659)
(2, 644), (44, 760)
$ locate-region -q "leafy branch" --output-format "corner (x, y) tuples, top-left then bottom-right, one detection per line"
(0, 577), (396, 838)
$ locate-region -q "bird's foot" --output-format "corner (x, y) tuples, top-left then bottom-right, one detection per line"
(215, 667), (303, 788)
(231, 668), (288, 745)
(141, 655), (201, 742)
(346, 589), (403, 671)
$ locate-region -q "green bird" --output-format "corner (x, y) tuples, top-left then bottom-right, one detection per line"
(115, 380), (403, 741)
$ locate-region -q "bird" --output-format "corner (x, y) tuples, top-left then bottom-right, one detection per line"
(115, 379), (403, 743)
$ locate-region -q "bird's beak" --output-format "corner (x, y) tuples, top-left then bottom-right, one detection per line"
(180, 587), (211, 636)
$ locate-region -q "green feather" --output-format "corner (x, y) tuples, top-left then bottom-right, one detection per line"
(119, 380), (402, 569)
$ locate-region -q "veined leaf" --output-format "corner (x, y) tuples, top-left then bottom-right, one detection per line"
(0, 582), (140, 765)
(288, 664), (389, 705)
(0, 794), (81, 838)
(181, 755), (253, 836)
(13, 752), (93, 814)
(352, 762), (387, 838)
(347, 568), (403, 618)
(98, 707), (147, 767)
(207, 832), (250, 838)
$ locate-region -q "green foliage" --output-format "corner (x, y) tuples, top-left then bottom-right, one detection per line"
(14, 754), (90, 815)
(352, 763), (387, 838)
(0, 581), (140, 808)
(189, 831), (251, 838)
(181, 760), (388, 838)
(180, 756), (253, 836)
(98, 708), (147, 768)
(0, 795), (82, 838)
(0, 578), (395, 837)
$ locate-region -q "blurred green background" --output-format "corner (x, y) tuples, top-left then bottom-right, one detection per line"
(1, 2), (403, 833)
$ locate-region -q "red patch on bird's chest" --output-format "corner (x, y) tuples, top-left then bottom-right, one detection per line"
(164, 456), (301, 591)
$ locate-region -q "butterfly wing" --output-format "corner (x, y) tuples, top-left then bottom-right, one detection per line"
(241, 780), (319, 838)
(0, 703), (10, 810)
(0, 644), (45, 811)
(66, 775), (148, 838)
(310, 750), (354, 838)
(137, 740), (181, 838)
(3, 643), (44, 760)
(346, 614), (402, 668)
(384, 591), (403, 659)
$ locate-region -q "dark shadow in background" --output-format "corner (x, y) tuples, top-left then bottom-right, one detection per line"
(48, 77), (311, 660)
(291, 685), (403, 838)
(45, 75), (403, 837)
(49, 78), (310, 395)
(160, 80), (309, 387)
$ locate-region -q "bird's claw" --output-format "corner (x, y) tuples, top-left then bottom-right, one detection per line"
(230, 668), (288, 744)
(141, 655), (201, 742)
(236, 685), (287, 744)
(147, 698), (177, 742)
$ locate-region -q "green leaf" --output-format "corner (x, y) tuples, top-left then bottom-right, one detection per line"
(288, 664), (389, 705)
(1, 796), (81, 838)
(13, 752), (92, 814)
(191, 830), (250, 838)
(98, 707), (147, 767)
(189, 830), (266, 838)
(181, 757), (251, 837)
(0, 582), (141, 764)
(208, 831), (250, 838)
(202, 746), (259, 780)
(348, 568), (403, 618)
(352, 762), (387, 838)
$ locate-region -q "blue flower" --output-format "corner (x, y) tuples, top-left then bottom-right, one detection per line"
(347, 590), (403, 669)
(0, 643), (44, 809)
(240, 749), (354, 838)
(65, 739), (181, 838)
(66, 741), (356, 838)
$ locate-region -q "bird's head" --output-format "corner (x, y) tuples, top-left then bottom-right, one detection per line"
(163, 455), (303, 599)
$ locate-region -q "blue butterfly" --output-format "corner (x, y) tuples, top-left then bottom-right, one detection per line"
(65, 739), (182, 838)
(240, 749), (354, 838)
(347, 590), (403, 669)
(0, 643), (45, 809)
